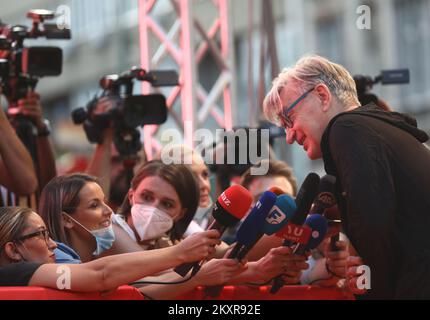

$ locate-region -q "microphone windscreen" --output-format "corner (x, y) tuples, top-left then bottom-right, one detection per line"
(312, 175), (337, 213)
(263, 194), (296, 235)
(303, 214), (328, 250)
(236, 191), (277, 247)
(268, 186), (285, 196)
(213, 185), (253, 225)
(291, 173), (320, 225)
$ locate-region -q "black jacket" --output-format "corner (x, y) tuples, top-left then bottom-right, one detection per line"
(321, 103), (430, 299)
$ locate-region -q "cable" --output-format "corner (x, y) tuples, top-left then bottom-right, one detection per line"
(129, 264), (200, 286)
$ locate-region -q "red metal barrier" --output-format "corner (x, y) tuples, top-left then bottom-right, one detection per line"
(0, 285), (353, 300)
(177, 285), (355, 300)
(0, 285), (144, 300)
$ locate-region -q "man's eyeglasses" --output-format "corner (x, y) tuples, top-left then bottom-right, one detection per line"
(14, 229), (51, 245)
(278, 87), (315, 129)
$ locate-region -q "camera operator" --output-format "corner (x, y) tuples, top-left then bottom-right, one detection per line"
(83, 97), (146, 210)
(0, 88), (37, 203)
(8, 91), (57, 190)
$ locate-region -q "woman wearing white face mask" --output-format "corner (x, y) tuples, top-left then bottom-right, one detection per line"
(108, 161), (246, 299)
(156, 144), (214, 236)
(114, 160), (202, 248)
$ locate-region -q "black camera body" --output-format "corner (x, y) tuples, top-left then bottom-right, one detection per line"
(72, 67), (178, 157)
(354, 69), (410, 106)
(0, 9), (70, 104)
(0, 10), (70, 166)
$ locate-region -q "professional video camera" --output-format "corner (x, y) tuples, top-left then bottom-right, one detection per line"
(0, 9), (70, 165)
(354, 69), (410, 106)
(0, 9), (70, 104)
(72, 66), (178, 157)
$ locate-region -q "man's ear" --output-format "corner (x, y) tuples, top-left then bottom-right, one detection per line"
(3, 242), (23, 262)
(315, 84), (332, 111)
(61, 212), (74, 230)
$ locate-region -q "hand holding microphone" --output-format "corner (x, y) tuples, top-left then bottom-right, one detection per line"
(252, 246), (309, 284)
(174, 185), (253, 277)
(346, 256), (368, 295)
(270, 214), (328, 293)
(204, 190), (277, 297)
(193, 258), (247, 286)
(175, 229), (222, 263)
(323, 239), (349, 278)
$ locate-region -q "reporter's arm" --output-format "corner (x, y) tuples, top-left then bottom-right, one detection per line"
(0, 106), (37, 194)
(86, 128), (113, 196)
(35, 126), (57, 190)
(244, 234), (284, 261)
(227, 247), (308, 285)
(29, 246), (187, 292)
(138, 259), (246, 300)
(29, 230), (221, 292)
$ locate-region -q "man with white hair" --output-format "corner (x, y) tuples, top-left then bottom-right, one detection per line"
(263, 55), (430, 299)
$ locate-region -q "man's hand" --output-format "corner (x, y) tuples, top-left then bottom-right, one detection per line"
(324, 239), (349, 278)
(346, 256), (368, 295)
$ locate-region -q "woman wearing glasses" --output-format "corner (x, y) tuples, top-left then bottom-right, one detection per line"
(0, 206), (220, 289)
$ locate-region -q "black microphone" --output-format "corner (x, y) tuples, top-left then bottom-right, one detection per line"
(270, 172), (320, 294)
(283, 172), (320, 246)
(311, 175), (337, 214)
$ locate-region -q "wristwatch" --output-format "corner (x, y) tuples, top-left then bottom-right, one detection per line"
(37, 119), (51, 137)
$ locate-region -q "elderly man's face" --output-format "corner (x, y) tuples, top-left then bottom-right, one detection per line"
(279, 80), (328, 160)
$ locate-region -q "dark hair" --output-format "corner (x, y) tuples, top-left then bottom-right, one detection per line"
(118, 160), (200, 242)
(38, 173), (99, 246)
(0, 207), (34, 257)
(240, 159), (298, 196)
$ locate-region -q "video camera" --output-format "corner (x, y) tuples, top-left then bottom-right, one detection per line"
(0, 9), (70, 166)
(354, 69), (410, 106)
(72, 66), (178, 157)
(0, 9), (70, 104)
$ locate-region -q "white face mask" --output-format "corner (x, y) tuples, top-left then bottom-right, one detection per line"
(131, 204), (174, 241)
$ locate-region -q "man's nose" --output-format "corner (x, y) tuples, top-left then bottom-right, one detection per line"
(286, 129), (296, 145)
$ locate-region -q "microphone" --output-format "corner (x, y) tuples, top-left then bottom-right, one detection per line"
(310, 175), (339, 251)
(174, 185), (253, 277)
(270, 214), (328, 294)
(292, 214), (328, 255)
(263, 194), (297, 236)
(282, 173), (320, 246)
(204, 190), (277, 297)
(230, 191), (278, 261)
(269, 173), (320, 294)
(268, 186), (286, 196)
(310, 175), (337, 214)
(235, 193), (296, 261)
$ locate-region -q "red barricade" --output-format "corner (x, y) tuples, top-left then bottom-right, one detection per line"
(0, 285), (353, 300)
(177, 285), (355, 300)
(0, 285), (144, 300)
